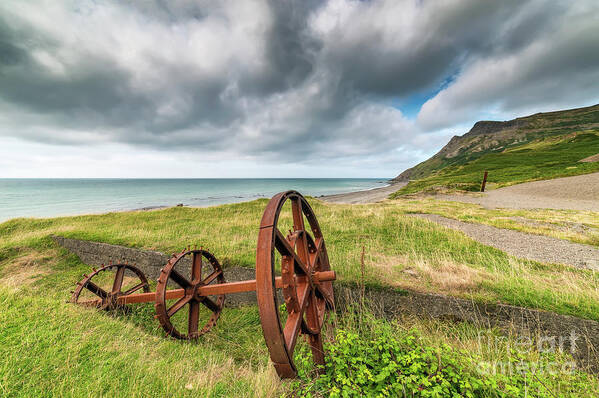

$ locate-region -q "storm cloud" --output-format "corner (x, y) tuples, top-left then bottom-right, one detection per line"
(0, 0), (598, 175)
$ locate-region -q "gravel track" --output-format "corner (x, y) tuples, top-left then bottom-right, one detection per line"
(412, 214), (599, 270)
(437, 172), (599, 211)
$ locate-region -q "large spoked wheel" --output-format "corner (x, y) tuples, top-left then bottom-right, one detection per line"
(256, 191), (335, 378)
(155, 249), (226, 340)
(71, 263), (150, 310)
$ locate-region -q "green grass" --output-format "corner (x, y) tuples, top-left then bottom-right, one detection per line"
(2, 199), (599, 321)
(1, 198), (599, 395)
(393, 131), (599, 196)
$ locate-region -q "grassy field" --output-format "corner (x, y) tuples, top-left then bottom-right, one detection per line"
(393, 130), (599, 196)
(1, 198), (599, 396)
(388, 198), (599, 247)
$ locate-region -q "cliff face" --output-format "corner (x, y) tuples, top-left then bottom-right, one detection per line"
(393, 104), (599, 183)
(463, 119), (527, 137)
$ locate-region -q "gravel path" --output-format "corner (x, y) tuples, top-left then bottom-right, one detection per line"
(437, 172), (599, 211)
(412, 214), (599, 270)
(320, 182), (406, 204)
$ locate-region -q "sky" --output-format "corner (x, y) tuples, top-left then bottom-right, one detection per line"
(1, 0), (598, 178)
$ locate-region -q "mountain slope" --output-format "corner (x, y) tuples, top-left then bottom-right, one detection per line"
(392, 104), (599, 195)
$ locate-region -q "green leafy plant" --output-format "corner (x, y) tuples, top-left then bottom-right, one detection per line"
(291, 310), (596, 397)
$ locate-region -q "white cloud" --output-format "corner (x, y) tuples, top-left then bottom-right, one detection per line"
(418, 1), (599, 129)
(0, 0), (598, 177)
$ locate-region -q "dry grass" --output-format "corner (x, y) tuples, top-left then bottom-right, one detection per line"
(411, 256), (490, 293)
(368, 252), (490, 294)
(387, 197), (599, 246)
(0, 249), (54, 290)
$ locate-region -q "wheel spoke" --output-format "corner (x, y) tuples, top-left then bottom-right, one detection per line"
(111, 266), (125, 294)
(291, 197), (305, 231)
(123, 282), (146, 295)
(304, 290), (325, 335)
(309, 237), (324, 269)
(201, 296), (221, 313)
(283, 282), (310, 353)
(202, 270), (222, 285)
(85, 280), (108, 299)
(191, 252), (202, 283)
(188, 300), (200, 338)
(275, 229), (309, 275)
(315, 283), (335, 309)
(167, 295), (193, 317)
(309, 332), (326, 366)
(170, 269), (192, 288)
(291, 197), (311, 269)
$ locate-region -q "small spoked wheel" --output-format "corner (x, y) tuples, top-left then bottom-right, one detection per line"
(71, 263), (150, 310)
(155, 249), (226, 340)
(256, 191), (335, 378)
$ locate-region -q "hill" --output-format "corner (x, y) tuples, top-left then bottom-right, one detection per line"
(392, 104), (599, 195)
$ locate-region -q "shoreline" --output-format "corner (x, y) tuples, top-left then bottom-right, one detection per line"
(0, 180), (394, 222)
(319, 181), (406, 204)
(127, 181), (403, 211)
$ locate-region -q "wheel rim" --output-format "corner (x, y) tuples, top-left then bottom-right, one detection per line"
(71, 263), (150, 310)
(256, 191), (335, 378)
(155, 249), (226, 340)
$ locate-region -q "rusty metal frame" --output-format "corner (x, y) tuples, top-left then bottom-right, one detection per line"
(71, 191), (336, 379)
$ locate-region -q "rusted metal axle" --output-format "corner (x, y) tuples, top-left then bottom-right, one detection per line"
(71, 191), (336, 379)
(79, 270), (336, 306)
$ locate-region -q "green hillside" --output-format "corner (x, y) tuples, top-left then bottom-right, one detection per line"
(392, 104), (599, 196)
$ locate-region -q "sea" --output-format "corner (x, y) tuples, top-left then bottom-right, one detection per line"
(0, 178), (389, 222)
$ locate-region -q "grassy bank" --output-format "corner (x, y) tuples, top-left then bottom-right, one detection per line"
(1, 198), (599, 395)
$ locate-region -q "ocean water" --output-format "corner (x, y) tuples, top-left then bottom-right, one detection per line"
(0, 178), (388, 222)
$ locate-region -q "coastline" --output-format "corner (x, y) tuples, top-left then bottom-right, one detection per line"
(138, 181), (407, 210)
(108, 181), (405, 215)
(0, 178), (390, 222)
(319, 181), (406, 204)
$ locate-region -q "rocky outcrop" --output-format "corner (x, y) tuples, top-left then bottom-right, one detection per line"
(392, 167), (414, 182)
(393, 120), (529, 181)
(463, 119), (527, 137)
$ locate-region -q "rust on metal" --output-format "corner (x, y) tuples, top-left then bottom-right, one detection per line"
(155, 249), (226, 339)
(79, 271), (336, 307)
(71, 190), (336, 379)
(70, 263), (150, 310)
(255, 190), (334, 378)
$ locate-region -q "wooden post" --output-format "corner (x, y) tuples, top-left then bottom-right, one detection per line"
(480, 171), (488, 192)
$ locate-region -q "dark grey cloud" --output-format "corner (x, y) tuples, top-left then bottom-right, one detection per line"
(0, 0), (598, 167)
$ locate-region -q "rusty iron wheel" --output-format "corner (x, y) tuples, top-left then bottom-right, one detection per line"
(71, 263), (150, 310)
(155, 248), (226, 340)
(256, 191), (335, 378)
